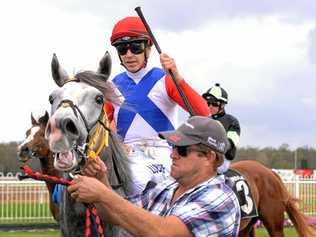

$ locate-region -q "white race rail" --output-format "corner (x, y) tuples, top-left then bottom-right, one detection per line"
(283, 176), (316, 216)
(0, 174), (315, 224)
(0, 179), (55, 224)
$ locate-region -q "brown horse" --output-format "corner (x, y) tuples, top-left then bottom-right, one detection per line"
(231, 160), (315, 237)
(17, 111), (60, 221)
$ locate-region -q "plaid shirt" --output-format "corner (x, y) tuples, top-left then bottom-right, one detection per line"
(128, 175), (240, 237)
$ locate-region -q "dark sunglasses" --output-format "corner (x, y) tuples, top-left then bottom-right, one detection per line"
(169, 144), (207, 157)
(207, 101), (221, 107)
(115, 41), (146, 56)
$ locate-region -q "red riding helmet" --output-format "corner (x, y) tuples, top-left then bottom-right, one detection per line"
(110, 16), (152, 46)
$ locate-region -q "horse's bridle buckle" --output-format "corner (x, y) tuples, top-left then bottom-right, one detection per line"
(60, 102), (70, 108)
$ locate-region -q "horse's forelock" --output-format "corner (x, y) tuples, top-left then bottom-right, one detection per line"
(74, 71), (121, 106)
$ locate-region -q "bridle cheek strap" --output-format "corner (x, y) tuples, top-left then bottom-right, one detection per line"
(86, 110), (109, 160)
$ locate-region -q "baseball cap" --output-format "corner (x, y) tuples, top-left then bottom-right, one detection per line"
(159, 116), (228, 154)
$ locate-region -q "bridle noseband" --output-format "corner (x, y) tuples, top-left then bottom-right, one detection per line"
(58, 99), (91, 134)
(55, 92), (123, 189)
(56, 98), (108, 161)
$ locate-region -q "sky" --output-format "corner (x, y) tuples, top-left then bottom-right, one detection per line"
(0, 0), (315, 149)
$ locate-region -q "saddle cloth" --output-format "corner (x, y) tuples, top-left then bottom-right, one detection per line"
(224, 169), (258, 219)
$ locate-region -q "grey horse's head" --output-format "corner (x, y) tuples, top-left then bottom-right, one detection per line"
(45, 52), (116, 171)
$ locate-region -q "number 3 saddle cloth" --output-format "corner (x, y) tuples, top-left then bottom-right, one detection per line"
(224, 169), (258, 219)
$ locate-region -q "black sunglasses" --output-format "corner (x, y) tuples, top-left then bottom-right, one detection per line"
(170, 144), (207, 157)
(115, 41), (146, 56)
(208, 101), (221, 107)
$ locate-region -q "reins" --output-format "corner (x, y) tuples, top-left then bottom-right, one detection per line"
(85, 110), (123, 189)
(19, 106), (122, 237)
(19, 105), (111, 237)
(85, 109), (123, 189)
(19, 165), (105, 237)
(23, 77), (125, 236)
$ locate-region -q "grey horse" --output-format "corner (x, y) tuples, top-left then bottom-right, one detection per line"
(45, 52), (132, 237)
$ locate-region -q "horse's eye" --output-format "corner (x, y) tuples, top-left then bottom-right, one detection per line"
(95, 95), (104, 105)
(48, 95), (54, 104)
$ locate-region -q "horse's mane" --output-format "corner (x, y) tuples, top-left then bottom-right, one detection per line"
(106, 132), (133, 195)
(75, 70), (136, 116)
(75, 71), (121, 106)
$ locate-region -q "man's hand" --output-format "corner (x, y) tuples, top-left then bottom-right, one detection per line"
(68, 175), (108, 203)
(82, 156), (110, 186)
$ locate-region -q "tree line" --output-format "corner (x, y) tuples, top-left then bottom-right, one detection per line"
(235, 144), (316, 169)
(0, 142), (315, 175)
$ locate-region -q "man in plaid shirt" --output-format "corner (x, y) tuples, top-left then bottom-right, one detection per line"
(69, 116), (241, 237)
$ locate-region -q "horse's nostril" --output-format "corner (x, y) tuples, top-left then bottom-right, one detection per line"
(22, 146), (29, 153)
(64, 119), (78, 136)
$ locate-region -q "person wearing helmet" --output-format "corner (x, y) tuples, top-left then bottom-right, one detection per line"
(105, 16), (209, 195)
(202, 83), (241, 173)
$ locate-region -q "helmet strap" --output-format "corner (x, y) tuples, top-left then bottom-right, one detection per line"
(212, 102), (225, 115)
(143, 50), (148, 68)
(218, 103), (225, 113)
(118, 53), (124, 67)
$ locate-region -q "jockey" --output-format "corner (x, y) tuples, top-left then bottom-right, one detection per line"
(202, 83), (241, 173)
(105, 16), (209, 195)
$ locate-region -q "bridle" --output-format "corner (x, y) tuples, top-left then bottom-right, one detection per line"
(55, 80), (123, 188)
(56, 99), (109, 165)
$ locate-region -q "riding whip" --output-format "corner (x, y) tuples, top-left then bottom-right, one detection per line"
(135, 6), (195, 116)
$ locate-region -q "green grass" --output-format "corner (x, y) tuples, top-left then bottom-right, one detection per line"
(256, 227), (298, 236)
(0, 203), (51, 217)
(0, 202), (55, 225)
(0, 230), (59, 237)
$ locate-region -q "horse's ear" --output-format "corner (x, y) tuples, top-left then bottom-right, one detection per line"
(97, 51), (112, 80)
(39, 111), (49, 125)
(51, 53), (69, 87)
(31, 113), (38, 126)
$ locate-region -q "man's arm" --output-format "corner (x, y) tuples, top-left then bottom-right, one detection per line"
(68, 176), (193, 237)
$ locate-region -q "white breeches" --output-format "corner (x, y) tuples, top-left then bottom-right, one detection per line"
(126, 140), (172, 196)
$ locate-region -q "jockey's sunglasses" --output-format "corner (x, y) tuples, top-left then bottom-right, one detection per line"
(207, 101), (221, 107)
(115, 41), (146, 56)
(169, 144), (207, 157)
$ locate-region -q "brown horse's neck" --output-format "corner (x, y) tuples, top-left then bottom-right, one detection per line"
(39, 152), (59, 175)
(39, 151), (60, 221)
(39, 152), (59, 191)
